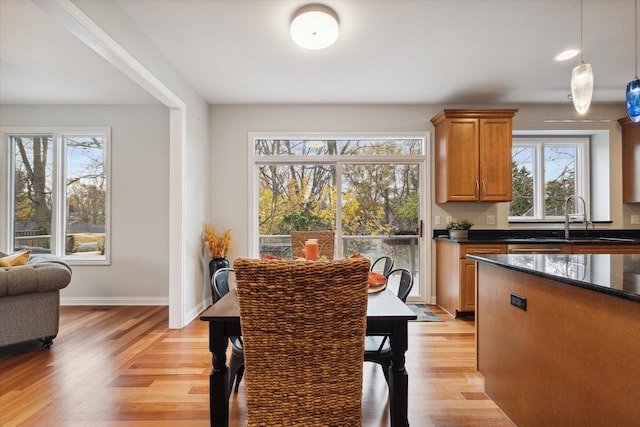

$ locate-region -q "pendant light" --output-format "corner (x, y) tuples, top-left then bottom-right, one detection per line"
(571, 0), (593, 115)
(627, 0), (640, 122)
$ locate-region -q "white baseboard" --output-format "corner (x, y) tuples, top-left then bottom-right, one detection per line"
(183, 298), (211, 326)
(61, 296), (169, 306)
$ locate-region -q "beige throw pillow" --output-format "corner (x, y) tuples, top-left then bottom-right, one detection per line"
(0, 250), (31, 267)
(77, 241), (99, 252)
(72, 233), (104, 252)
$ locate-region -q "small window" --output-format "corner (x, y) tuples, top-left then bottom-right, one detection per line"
(509, 137), (589, 221)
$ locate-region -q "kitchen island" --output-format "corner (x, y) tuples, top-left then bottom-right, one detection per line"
(468, 253), (640, 427)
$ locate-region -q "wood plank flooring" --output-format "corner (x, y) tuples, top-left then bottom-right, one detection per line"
(0, 305), (514, 426)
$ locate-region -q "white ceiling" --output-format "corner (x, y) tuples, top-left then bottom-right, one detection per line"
(0, 0), (636, 107)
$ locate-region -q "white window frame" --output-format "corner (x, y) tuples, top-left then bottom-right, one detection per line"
(509, 136), (590, 222)
(0, 127), (111, 265)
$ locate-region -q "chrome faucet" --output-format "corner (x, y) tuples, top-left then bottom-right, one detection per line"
(564, 195), (587, 239)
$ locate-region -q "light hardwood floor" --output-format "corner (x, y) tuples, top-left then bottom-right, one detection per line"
(0, 305), (514, 426)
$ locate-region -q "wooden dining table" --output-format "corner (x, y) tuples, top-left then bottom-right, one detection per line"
(200, 287), (417, 427)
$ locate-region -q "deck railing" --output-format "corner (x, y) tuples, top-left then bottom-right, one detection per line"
(259, 234), (419, 276)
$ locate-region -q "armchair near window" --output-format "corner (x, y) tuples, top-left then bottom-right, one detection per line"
(234, 257), (370, 426)
(0, 252), (72, 348)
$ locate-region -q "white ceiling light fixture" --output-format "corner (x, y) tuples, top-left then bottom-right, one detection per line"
(571, 0), (594, 115)
(290, 4), (339, 50)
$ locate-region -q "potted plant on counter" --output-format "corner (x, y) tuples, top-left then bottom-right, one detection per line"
(447, 219), (473, 240)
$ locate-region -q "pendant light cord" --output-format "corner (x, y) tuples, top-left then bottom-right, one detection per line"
(580, 0), (583, 62)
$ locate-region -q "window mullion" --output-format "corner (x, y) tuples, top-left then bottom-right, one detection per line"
(52, 133), (66, 256)
(1, 132), (14, 251)
(335, 162), (343, 258)
(534, 143), (545, 219)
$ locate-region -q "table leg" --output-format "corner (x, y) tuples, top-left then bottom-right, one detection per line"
(389, 320), (410, 427)
(210, 322), (229, 427)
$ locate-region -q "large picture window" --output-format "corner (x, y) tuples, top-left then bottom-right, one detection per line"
(509, 137), (589, 221)
(250, 135), (427, 300)
(1, 128), (110, 264)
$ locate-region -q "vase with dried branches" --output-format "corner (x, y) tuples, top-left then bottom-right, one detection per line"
(203, 225), (232, 301)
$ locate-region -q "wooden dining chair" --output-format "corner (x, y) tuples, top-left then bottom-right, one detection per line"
(290, 231), (335, 260)
(211, 268), (245, 394)
(234, 257), (370, 427)
(364, 268), (414, 383)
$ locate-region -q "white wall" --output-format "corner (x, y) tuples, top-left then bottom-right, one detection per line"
(209, 104), (434, 261)
(71, 0), (211, 327)
(0, 105), (171, 303)
(2, 102), (634, 306)
(209, 102), (640, 303)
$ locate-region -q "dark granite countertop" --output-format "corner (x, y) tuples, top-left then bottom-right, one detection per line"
(433, 228), (640, 244)
(468, 253), (640, 303)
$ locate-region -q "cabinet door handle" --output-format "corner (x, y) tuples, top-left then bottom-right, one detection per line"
(508, 248), (563, 253)
(481, 180), (486, 197)
(473, 250), (498, 254)
(475, 180), (480, 198)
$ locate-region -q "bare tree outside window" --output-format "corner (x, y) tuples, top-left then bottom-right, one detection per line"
(510, 139), (585, 221)
(10, 131), (108, 258)
(13, 135), (53, 249)
(510, 146), (534, 217)
(65, 135), (106, 234)
(544, 146), (576, 216)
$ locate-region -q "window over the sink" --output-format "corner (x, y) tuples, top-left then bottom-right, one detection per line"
(509, 136), (589, 221)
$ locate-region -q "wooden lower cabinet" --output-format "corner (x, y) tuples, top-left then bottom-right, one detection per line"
(476, 263), (640, 426)
(459, 259), (477, 312)
(435, 240), (505, 317)
(571, 244), (640, 254)
(436, 240), (639, 318)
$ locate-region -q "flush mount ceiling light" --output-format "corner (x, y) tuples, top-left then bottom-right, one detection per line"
(626, 0), (640, 122)
(571, 0), (594, 115)
(290, 4), (339, 50)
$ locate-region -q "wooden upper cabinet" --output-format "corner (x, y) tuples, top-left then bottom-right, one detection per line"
(431, 109), (518, 203)
(618, 117), (640, 203)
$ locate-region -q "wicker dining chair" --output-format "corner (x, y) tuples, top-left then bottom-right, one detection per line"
(290, 231), (335, 260)
(364, 268), (414, 384)
(234, 257), (370, 427)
